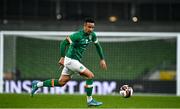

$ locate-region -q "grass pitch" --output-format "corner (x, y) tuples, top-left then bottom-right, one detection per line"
(0, 94), (180, 108)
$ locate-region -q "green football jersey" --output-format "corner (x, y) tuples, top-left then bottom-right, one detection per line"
(60, 29), (104, 62)
(66, 29), (98, 61)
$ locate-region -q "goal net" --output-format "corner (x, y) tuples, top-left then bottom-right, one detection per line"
(0, 31), (180, 95)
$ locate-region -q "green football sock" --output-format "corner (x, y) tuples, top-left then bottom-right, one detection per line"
(43, 79), (61, 87)
(85, 79), (93, 96)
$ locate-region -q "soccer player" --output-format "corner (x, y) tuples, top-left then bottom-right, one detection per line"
(31, 18), (107, 106)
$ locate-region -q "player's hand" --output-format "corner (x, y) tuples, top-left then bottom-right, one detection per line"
(59, 57), (65, 66)
(66, 36), (72, 44)
(100, 59), (107, 70)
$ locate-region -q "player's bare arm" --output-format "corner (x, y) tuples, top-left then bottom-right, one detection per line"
(59, 57), (64, 66)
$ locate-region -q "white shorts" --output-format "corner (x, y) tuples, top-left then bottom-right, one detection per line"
(61, 56), (86, 76)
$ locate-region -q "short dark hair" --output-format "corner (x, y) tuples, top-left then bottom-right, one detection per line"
(84, 17), (95, 23)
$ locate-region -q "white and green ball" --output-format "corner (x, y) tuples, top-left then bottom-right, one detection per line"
(119, 85), (133, 98)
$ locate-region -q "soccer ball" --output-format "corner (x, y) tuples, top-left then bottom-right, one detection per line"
(119, 85), (133, 98)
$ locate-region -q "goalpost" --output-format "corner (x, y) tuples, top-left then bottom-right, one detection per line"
(0, 32), (3, 94)
(0, 31), (180, 96)
(177, 34), (180, 96)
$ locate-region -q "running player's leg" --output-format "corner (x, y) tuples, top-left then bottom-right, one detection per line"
(79, 69), (94, 101)
(80, 69), (103, 106)
(39, 67), (71, 87)
(65, 58), (102, 106)
(58, 67), (72, 87)
(31, 67), (71, 96)
(31, 78), (63, 96)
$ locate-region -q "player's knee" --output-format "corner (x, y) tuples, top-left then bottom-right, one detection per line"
(58, 80), (66, 86)
(79, 70), (94, 79)
(88, 73), (94, 79)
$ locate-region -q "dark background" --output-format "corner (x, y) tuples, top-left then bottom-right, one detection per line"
(0, 0), (180, 31)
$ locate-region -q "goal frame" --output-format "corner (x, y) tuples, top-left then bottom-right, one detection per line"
(0, 31), (180, 96)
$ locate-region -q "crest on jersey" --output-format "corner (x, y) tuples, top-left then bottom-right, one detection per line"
(85, 39), (89, 44)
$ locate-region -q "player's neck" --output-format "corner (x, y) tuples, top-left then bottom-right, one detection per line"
(83, 30), (90, 36)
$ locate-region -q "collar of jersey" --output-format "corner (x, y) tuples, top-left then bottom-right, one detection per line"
(81, 29), (91, 36)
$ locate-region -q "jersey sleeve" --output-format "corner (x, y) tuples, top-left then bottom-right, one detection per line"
(60, 32), (81, 57)
(69, 32), (81, 42)
(60, 39), (69, 57)
(92, 32), (98, 43)
(92, 32), (105, 60)
(94, 42), (105, 60)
